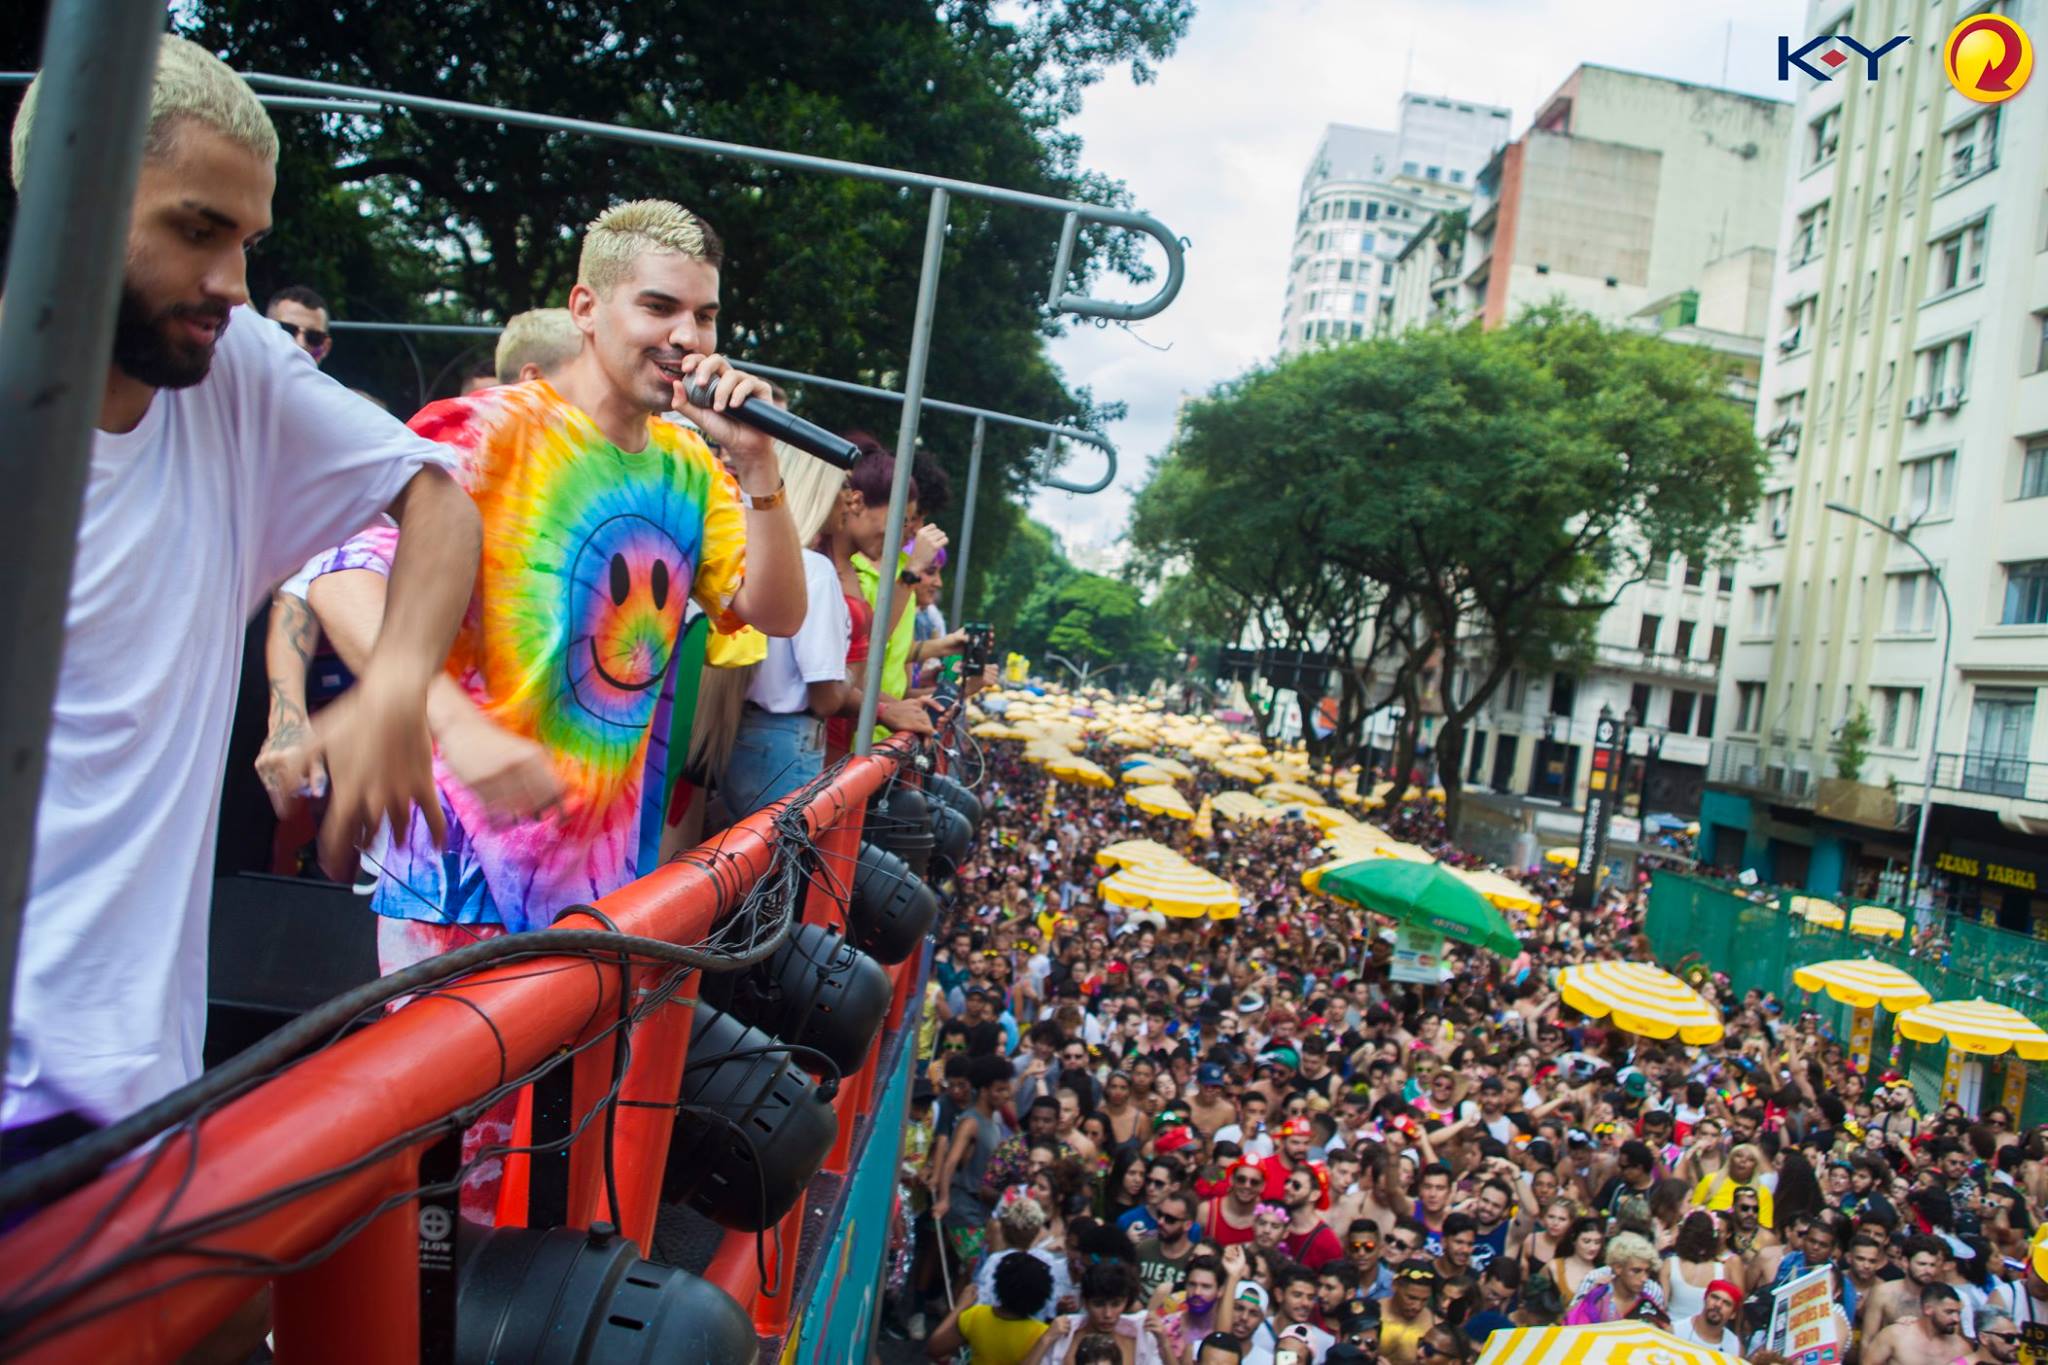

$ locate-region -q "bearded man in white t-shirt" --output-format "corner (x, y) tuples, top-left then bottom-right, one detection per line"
(3, 36), (481, 1165)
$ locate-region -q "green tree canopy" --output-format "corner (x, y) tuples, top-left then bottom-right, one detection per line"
(1134, 307), (1766, 821)
(0, 0), (1191, 620)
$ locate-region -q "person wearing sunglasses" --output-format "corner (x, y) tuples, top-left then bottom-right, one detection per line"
(266, 284), (332, 366)
(1972, 1312), (2020, 1365)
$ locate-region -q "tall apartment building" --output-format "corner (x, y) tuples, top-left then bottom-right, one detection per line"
(1700, 0), (2048, 931)
(1276, 94), (1510, 353)
(1396, 67), (1791, 825)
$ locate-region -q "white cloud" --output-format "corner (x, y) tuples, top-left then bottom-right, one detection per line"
(1028, 0), (1799, 555)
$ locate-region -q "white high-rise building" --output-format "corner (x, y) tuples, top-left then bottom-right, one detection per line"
(1277, 94), (1510, 353)
(1701, 0), (2048, 930)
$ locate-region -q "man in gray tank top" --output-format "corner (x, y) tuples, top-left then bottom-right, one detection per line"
(931, 1054), (1015, 1288)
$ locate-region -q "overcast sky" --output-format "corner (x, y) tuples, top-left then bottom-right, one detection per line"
(1026, 0), (1805, 555)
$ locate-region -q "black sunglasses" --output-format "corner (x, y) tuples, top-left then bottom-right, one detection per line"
(275, 320), (332, 349)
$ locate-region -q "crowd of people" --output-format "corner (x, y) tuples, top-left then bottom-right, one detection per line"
(885, 738), (2048, 1365)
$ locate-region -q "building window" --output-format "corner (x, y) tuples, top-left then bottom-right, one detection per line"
(1912, 334), (1973, 409)
(2021, 439), (2048, 499)
(1792, 201), (1829, 265)
(1808, 107), (1841, 169)
(2003, 561), (2048, 625)
(1964, 688), (2036, 795)
(1402, 161), (1419, 177)
(1747, 585), (1780, 634)
(1941, 108), (2000, 189)
(1668, 691), (1697, 733)
(1762, 489), (1792, 540)
(1426, 165), (1442, 180)
(1890, 570), (1938, 632)
(1550, 673), (1577, 717)
(1683, 560), (1705, 589)
(1350, 322), (1363, 338)
(1630, 683), (1653, 722)
(1366, 201), (1380, 221)
(1360, 233), (1376, 254)
(1779, 296), (1817, 353)
(1637, 615), (1662, 652)
(1450, 169), (1465, 184)
(1874, 686), (1922, 748)
(2033, 312), (2048, 373)
(1708, 625), (1727, 663)
(1674, 620), (1696, 657)
(1348, 200), (1363, 220)
(1735, 681), (1766, 733)
(1717, 567), (1735, 595)
(1338, 261), (1353, 282)
(1929, 221), (1988, 297)
(1696, 693), (1718, 738)
(1646, 550), (1671, 582)
(1901, 452), (1956, 520)
(1381, 262), (1394, 286)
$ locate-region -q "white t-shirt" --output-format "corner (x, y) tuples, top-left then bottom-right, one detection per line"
(8, 308), (452, 1129)
(1673, 1318), (1738, 1353)
(743, 549), (848, 713)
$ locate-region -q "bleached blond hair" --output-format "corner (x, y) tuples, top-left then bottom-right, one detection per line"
(11, 34), (277, 192)
(577, 200), (724, 297)
(494, 307), (581, 384)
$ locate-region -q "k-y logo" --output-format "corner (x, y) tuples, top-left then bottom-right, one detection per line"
(1944, 12), (2033, 102)
(1778, 34), (1911, 81)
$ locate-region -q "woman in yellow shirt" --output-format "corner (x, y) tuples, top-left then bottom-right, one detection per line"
(1692, 1143), (1775, 1228)
(929, 1256), (1053, 1365)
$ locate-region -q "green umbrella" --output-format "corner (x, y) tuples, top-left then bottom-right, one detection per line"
(1317, 858), (1523, 956)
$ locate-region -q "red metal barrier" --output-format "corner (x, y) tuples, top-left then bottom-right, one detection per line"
(0, 744), (915, 1362)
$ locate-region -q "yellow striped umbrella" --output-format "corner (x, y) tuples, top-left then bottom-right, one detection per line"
(1101, 859), (1243, 918)
(970, 721), (1028, 740)
(1094, 839), (1180, 870)
(1125, 784), (1197, 821)
(1557, 961), (1725, 1043)
(1849, 905), (1907, 939)
(1370, 839), (1438, 865)
(1258, 780), (1326, 806)
(1455, 868), (1544, 916)
(1104, 730), (1152, 748)
(1137, 755), (1195, 779)
(1792, 959), (1933, 1012)
(1212, 758), (1265, 783)
(1294, 804), (1357, 833)
(1896, 999), (2048, 1059)
(1213, 791), (1278, 822)
(1543, 846), (1579, 870)
(1120, 764), (1182, 786)
(1321, 825), (1395, 855)
(1046, 755), (1114, 789)
(1475, 1321), (1742, 1365)
(1225, 742), (1268, 758)
(1794, 898), (1845, 929)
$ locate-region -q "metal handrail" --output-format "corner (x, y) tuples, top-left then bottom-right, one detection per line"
(236, 73), (1184, 326)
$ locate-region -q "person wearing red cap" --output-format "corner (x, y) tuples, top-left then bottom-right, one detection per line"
(1259, 1115), (1318, 1201)
(1279, 1164), (1345, 1271)
(1673, 1279), (1741, 1353)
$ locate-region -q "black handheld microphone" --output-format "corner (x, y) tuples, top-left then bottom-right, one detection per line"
(682, 375), (860, 470)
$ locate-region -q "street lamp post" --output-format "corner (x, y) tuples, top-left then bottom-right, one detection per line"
(1824, 501), (1952, 913)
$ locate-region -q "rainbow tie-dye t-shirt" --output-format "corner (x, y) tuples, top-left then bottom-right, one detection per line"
(316, 380), (746, 932)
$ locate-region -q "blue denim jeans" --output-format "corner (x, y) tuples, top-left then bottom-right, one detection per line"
(723, 708), (826, 822)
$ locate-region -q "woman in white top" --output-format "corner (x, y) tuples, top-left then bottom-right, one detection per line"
(1663, 1211), (1732, 1325)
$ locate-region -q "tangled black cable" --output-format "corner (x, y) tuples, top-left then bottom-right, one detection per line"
(0, 772), (842, 1343)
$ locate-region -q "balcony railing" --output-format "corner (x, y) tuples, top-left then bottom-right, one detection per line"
(1925, 751), (2048, 802)
(1597, 643), (1722, 684)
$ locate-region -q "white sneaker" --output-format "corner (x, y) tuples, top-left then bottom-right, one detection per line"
(909, 1312), (927, 1340)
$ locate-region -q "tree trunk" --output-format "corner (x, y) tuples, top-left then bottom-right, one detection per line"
(1436, 724), (1466, 830)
